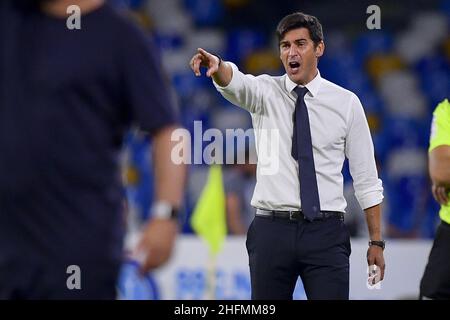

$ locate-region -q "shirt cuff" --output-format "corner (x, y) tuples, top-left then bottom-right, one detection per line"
(212, 62), (242, 92)
(357, 192), (384, 211)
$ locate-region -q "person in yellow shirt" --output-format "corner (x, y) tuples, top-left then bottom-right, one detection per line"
(420, 99), (450, 299)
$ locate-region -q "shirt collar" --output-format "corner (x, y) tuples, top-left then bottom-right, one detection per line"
(285, 69), (322, 98)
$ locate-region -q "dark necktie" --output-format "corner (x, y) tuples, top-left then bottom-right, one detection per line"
(291, 86), (321, 221)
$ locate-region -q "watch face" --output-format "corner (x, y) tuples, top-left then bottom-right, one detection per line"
(152, 202), (173, 219)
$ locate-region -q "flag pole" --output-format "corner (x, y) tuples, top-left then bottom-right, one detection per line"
(190, 165), (227, 299)
(206, 252), (217, 300)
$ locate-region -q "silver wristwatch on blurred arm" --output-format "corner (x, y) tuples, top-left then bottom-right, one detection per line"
(151, 201), (180, 220)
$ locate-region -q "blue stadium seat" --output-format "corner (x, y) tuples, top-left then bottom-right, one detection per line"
(154, 31), (185, 51)
(183, 0), (224, 27)
(353, 31), (393, 67)
(359, 88), (385, 114)
(123, 132), (154, 221)
(225, 29), (267, 65)
(172, 70), (209, 99)
(383, 117), (429, 150)
(441, 0), (450, 17)
(415, 54), (450, 108)
(386, 174), (434, 237)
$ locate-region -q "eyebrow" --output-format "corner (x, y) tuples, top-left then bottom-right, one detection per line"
(280, 38), (308, 45)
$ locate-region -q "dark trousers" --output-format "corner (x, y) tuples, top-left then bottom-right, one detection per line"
(246, 214), (351, 300)
(420, 220), (450, 299)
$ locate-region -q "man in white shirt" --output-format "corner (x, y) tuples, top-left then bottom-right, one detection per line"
(189, 12), (385, 300)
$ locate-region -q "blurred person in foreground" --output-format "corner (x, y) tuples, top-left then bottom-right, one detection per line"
(420, 99), (450, 299)
(0, 0), (186, 299)
(190, 12), (385, 299)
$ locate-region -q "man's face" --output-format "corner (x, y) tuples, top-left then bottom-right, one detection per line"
(279, 27), (324, 85)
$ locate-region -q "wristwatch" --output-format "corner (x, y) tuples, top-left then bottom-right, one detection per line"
(212, 53), (222, 67)
(151, 201), (179, 220)
(368, 240), (386, 250)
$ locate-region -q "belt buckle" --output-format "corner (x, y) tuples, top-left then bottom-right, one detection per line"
(289, 211), (295, 220)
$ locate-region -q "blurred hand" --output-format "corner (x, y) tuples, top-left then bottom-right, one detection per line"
(431, 184), (449, 205)
(367, 246), (385, 284)
(189, 47), (220, 77)
(134, 218), (178, 274)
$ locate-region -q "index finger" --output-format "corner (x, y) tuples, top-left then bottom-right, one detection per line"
(197, 47), (212, 59)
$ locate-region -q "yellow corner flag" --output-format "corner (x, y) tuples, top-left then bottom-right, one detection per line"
(190, 165), (227, 255)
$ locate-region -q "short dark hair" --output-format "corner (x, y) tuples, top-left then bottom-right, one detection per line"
(276, 12), (324, 47)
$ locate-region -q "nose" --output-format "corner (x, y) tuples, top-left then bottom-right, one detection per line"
(288, 44), (298, 57)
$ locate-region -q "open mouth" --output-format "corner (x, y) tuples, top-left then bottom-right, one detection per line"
(288, 61), (300, 72)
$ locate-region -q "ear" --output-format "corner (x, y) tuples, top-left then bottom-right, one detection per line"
(315, 41), (325, 58)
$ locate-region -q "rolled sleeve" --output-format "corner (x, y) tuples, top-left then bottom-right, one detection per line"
(345, 94), (384, 210)
(355, 180), (384, 210)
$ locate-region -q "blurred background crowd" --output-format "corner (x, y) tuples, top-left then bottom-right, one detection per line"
(114, 0), (450, 240)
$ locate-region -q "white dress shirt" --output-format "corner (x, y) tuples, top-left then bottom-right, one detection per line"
(213, 62), (383, 213)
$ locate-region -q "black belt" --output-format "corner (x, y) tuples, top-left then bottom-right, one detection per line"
(256, 208), (344, 222)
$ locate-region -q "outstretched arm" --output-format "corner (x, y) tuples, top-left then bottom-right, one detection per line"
(190, 47), (233, 87)
(189, 48), (262, 113)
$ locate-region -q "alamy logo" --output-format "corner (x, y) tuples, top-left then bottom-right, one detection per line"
(66, 265), (81, 290)
(170, 121), (280, 176)
(366, 5), (381, 30)
(66, 5), (81, 30)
